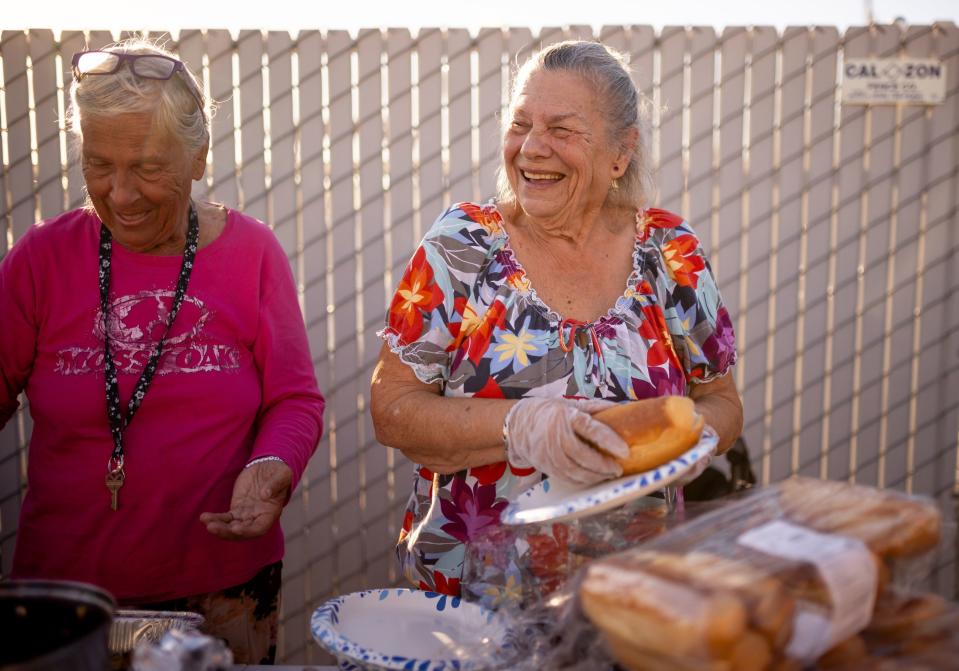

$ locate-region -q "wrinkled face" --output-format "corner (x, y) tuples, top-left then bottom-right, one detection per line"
(503, 69), (625, 223)
(81, 111), (205, 253)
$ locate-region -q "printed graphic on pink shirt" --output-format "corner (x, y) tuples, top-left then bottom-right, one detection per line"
(55, 289), (241, 376)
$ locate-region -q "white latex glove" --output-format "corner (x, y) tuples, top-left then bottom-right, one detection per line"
(505, 398), (631, 486)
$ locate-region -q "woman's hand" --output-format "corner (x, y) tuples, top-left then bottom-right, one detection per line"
(506, 398), (630, 486)
(200, 460), (292, 540)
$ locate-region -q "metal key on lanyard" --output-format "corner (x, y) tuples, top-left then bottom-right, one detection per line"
(106, 459), (125, 511)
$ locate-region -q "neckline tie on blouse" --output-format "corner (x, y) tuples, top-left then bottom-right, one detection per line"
(558, 317), (608, 388)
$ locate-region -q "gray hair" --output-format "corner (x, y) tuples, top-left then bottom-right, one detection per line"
(67, 37), (212, 156)
(497, 40), (655, 210)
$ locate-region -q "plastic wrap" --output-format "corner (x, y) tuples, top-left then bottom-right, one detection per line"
(458, 495), (735, 671)
(463, 495), (696, 612)
(576, 477), (943, 670)
(417, 476), (956, 671)
(130, 628), (232, 671)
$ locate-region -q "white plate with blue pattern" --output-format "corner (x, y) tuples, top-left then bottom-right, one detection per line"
(311, 588), (512, 670)
(500, 425), (719, 525)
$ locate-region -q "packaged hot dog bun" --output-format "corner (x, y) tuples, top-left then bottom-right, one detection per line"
(593, 396), (704, 474)
(778, 477), (941, 558)
(579, 551), (787, 670)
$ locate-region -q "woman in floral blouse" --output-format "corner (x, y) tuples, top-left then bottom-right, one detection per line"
(371, 40), (743, 597)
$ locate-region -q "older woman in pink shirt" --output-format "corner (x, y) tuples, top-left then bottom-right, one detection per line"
(0, 39), (324, 664)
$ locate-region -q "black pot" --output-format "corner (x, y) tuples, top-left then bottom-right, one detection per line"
(0, 580), (116, 671)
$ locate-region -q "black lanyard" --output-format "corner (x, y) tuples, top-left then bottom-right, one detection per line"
(99, 203), (199, 473)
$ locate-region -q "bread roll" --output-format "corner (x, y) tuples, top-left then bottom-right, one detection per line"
(579, 560), (748, 660)
(778, 478), (941, 558)
(593, 396), (704, 474)
(621, 551), (795, 650)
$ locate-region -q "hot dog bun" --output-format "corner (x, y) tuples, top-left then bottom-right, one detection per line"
(593, 396), (704, 474)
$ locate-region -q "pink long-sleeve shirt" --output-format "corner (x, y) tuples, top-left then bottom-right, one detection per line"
(0, 208), (324, 602)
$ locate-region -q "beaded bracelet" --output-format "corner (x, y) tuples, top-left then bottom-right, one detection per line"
(244, 455), (287, 469)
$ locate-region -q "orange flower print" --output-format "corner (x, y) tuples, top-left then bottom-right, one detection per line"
(448, 296), (483, 351)
(462, 300), (508, 366)
(662, 234), (705, 288)
(638, 208), (684, 243)
(639, 304), (683, 372)
(387, 246), (445, 344)
(458, 202), (504, 235)
(398, 510), (414, 543)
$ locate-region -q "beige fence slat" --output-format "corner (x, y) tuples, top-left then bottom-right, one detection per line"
(715, 26), (749, 459)
(791, 27), (842, 479)
(848, 25), (898, 488)
(446, 29), (474, 203)
(415, 29), (445, 235)
(534, 26), (567, 54)
(827, 22), (861, 483)
(280, 29), (333, 662)
(27, 31), (63, 221)
(384, 28), (416, 270)
(286, 31), (332, 652)
(686, 28), (719, 229)
(1, 32), (15, 253)
(776, 26), (810, 478)
(501, 27), (536, 182)
(175, 29), (215, 203)
(352, 28), (387, 596)
(205, 30), (240, 208)
(378, 28), (417, 588)
(265, 32), (311, 639)
(234, 31), (267, 222)
(474, 28), (505, 200)
(322, 28), (366, 611)
(877, 25), (929, 493)
(2, 31), (36, 240)
(263, 31), (298, 254)
(60, 31), (91, 210)
(505, 27), (536, 75)
(296, 30), (330, 390)
(742, 27), (783, 483)
(627, 26), (657, 113)
(657, 26), (687, 212)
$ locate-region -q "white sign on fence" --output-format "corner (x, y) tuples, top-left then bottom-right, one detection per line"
(842, 58), (946, 105)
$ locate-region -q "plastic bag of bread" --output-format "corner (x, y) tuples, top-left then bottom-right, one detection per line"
(579, 476), (941, 670)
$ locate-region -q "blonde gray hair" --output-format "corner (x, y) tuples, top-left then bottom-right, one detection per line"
(497, 40), (655, 210)
(67, 37), (212, 156)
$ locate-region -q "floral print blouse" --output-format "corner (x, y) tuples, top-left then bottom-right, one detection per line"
(378, 201), (737, 596)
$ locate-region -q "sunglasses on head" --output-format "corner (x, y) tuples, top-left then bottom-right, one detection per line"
(71, 50), (204, 113)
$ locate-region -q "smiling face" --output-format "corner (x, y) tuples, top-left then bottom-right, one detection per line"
(81, 111), (206, 254)
(503, 69), (628, 227)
